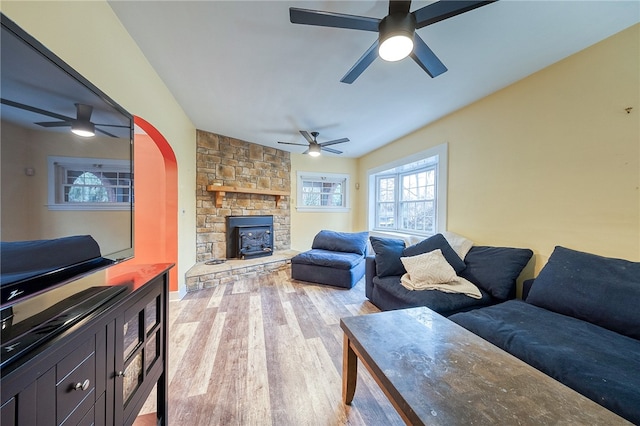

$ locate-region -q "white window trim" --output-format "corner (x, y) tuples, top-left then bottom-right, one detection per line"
(367, 142), (448, 236)
(47, 155), (132, 211)
(296, 171), (350, 212)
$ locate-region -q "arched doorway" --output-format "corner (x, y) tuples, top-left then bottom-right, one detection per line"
(109, 116), (179, 291)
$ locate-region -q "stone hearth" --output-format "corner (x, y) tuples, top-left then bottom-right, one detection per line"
(186, 250), (299, 292)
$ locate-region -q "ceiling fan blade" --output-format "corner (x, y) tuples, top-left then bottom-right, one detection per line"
(93, 123), (131, 128)
(1, 98), (73, 122)
(389, 0), (412, 15)
(34, 121), (71, 128)
(321, 147), (343, 155)
(413, 0), (496, 29)
(410, 34), (447, 78)
(277, 141), (308, 146)
(299, 130), (314, 144)
(320, 138), (350, 147)
(96, 127), (118, 138)
(340, 40), (379, 84)
(302, 148), (310, 155)
(289, 8), (380, 32)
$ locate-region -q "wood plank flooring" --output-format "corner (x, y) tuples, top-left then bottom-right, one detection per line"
(156, 269), (404, 425)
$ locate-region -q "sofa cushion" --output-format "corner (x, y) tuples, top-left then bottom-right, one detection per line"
(291, 249), (364, 270)
(450, 300), (640, 424)
(527, 246), (640, 340)
(441, 231), (474, 260)
(312, 230), (368, 255)
(403, 234), (466, 273)
(459, 246), (533, 300)
(369, 236), (406, 278)
(371, 275), (495, 316)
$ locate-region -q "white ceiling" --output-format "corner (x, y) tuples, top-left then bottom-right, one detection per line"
(109, 1), (639, 158)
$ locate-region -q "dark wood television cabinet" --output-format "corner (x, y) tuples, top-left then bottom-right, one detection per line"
(0, 263), (173, 426)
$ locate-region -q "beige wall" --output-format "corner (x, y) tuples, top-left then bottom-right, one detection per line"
(357, 24), (640, 272)
(2, 1), (197, 295)
(1, 122), (32, 240)
(290, 154), (359, 250)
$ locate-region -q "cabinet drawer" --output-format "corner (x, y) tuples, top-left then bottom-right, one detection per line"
(56, 338), (96, 425)
(75, 404), (94, 426)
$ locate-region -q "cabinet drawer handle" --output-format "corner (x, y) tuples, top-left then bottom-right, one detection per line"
(74, 379), (90, 391)
(116, 371), (126, 377)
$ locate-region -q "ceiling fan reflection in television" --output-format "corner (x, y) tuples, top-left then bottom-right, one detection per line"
(289, 0), (497, 83)
(0, 98), (129, 137)
(278, 130), (349, 156)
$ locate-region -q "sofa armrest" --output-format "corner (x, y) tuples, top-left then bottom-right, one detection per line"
(522, 278), (535, 301)
(365, 256), (376, 299)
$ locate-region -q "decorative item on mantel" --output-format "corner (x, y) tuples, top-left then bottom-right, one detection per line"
(206, 184), (290, 208)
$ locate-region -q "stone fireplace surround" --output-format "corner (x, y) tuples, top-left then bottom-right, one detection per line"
(195, 129), (291, 263)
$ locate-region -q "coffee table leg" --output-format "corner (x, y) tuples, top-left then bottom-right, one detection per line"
(343, 334), (358, 404)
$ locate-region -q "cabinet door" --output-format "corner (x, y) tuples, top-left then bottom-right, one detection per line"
(1, 397), (16, 425)
(1, 380), (40, 426)
(115, 279), (164, 426)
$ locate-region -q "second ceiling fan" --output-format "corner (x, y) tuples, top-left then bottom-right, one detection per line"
(0, 98), (128, 137)
(278, 131), (349, 156)
(290, 0), (497, 84)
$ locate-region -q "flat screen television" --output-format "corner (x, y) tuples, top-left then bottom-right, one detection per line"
(0, 14), (134, 307)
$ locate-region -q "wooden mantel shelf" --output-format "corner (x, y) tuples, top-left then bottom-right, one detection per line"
(206, 185), (290, 208)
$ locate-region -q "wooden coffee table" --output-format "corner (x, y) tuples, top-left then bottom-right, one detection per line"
(340, 307), (630, 425)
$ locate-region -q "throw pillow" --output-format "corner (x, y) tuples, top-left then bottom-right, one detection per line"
(400, 250), (482, 299)
(459, 246), (533, 300)
(527, 246), (640, 340)
(369, 236), (406, 277)
(403, 233), (466, 273)
(311, 230), (369, 255)
(441, 231), (474, 260)
(401, 249), (457, 284)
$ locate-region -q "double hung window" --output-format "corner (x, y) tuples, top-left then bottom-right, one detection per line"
(369, 143), (447, 236)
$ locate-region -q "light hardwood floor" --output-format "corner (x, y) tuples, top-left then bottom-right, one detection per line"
(160, 269), (404, 425)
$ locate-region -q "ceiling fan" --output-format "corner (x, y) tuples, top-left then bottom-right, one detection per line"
(289, 0), (497, 84)
(278, 131), (349, 156)
(0, 98), (128, 137)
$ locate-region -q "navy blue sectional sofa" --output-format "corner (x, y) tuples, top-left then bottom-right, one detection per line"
(365, 234), (533, 316)
(450, 246), (640, 424)
(291, 230), (369, 289)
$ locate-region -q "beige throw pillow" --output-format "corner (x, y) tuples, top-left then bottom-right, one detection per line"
(400, 249), (482, 299)
(400, 249), (457, 285)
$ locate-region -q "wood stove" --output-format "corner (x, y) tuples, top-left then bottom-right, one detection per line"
(226, 215), (274, 259)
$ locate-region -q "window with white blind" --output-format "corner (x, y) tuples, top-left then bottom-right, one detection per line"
(48, 156), (132, 210)
(296, 172), (349, 212)
(369, 143), (447, 236)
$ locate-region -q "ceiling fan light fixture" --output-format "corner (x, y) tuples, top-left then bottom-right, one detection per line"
(308, 144), (322, 157)
(379, 35), (414, 61)
(378, 14), (416, 62)
(71, 120), (95, 137)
